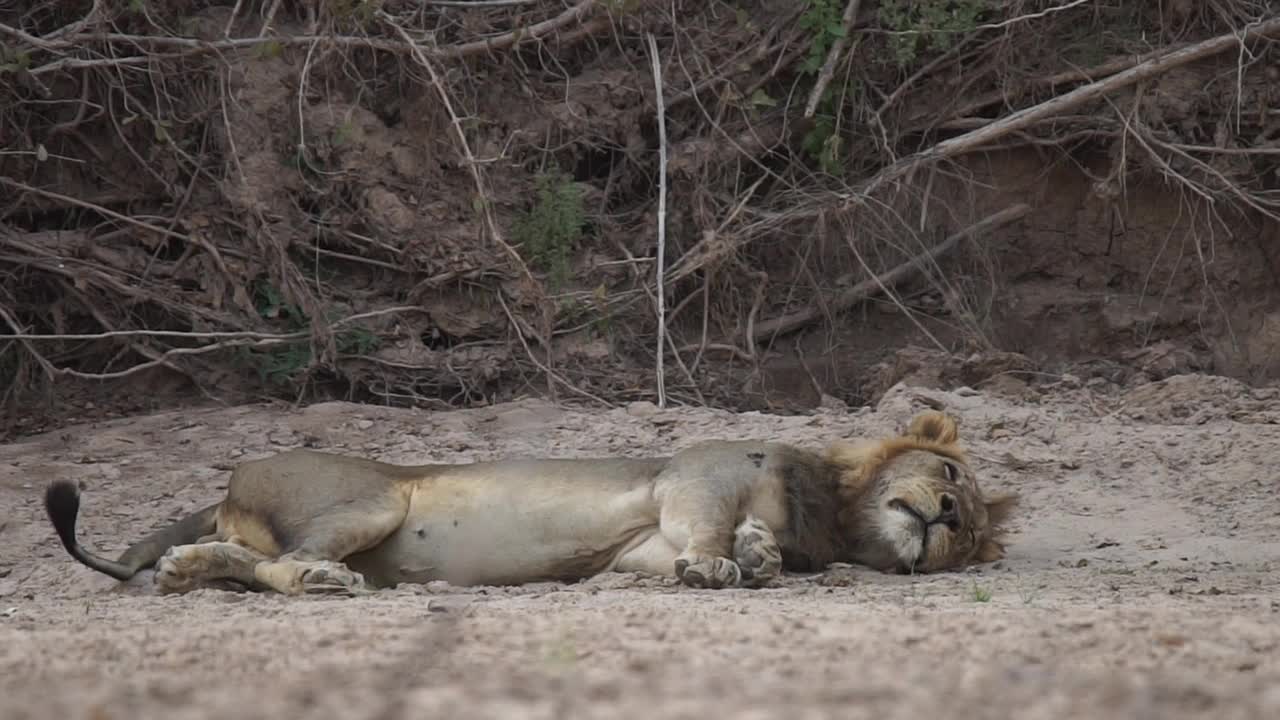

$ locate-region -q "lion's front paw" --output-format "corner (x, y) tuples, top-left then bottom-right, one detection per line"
(733, 516), (782, 588)
(674, 553), (742, 589)
(299, 562), (367, 595)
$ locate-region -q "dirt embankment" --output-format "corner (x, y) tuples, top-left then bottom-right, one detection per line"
(1, 378), (1278, 719)
(3, 2), (1280, 438)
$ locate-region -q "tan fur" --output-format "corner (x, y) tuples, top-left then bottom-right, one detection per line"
(45, 411), (1019, 595)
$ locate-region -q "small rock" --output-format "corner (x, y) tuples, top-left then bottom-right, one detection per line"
(355, 419), (374, 430)
(626, 401), (659, 418)
(818, 394), (848, 411)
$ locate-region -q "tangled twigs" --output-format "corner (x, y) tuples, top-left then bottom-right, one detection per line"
(10, 0), (602, 76)
(0, 179), (237, 316)
(0, 305), (57, 381)
(0, 19), (63, 52)
(812, 14), (1280, 213)
(373, 14), (537, 287)
(0, 307), (430, 382)
(376, 8), (557, 391)
(494, 292), (613, 408)
(750, 204), (1032, 343)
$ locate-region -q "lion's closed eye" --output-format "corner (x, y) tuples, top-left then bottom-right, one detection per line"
(942, 461), (959, 483)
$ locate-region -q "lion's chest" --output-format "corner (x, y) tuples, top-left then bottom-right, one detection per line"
(347, 469), (660, 587)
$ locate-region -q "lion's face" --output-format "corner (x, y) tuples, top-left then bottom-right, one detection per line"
(828, 411), (1018, 574)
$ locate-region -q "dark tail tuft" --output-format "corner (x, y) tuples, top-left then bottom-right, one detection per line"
(43, 479), (137, 581)
(44, 479), (83, 555)
(43, 479), (222, 582)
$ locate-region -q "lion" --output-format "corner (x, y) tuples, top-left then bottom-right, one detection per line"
(43, 411), (1018, 595)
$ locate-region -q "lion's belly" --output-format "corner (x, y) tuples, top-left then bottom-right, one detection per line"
(347, 462), (662, 587)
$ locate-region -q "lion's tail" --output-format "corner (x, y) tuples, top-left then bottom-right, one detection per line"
(44, 479), (220, 581)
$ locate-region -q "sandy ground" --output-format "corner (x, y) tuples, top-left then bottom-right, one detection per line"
(2, 377), (1279, 719)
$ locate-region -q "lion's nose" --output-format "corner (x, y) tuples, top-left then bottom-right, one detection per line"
(938, 493), (959, 528)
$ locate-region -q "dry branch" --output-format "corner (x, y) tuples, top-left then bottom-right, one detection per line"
(750, 204), (1031, 342)
(804, 0), (862, 119)
(13, 0), (601, 76)
(647, 32), (670, 409)
(840, 15), (1280, 206)
(911, 44), (1187, 134)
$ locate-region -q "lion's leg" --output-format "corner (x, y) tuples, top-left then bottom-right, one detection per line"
(154, 541), (270, 594)
(249, 499), (407, 595)
(251, 558), (368, 595)
(655, 479), (744, 590)
(733, 515), (782, 588)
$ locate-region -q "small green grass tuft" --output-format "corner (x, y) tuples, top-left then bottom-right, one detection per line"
(969, 580), (993, 603)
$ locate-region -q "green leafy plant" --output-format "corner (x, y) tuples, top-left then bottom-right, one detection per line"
(252, 279), (306, 327)
(512, 170), (585, 289)
(798, 0), (848, 75)
(801, 105), (843, 176)
(332, 120), (356, 147)
(336, 325), (380, 355)
(326, 0), (381, 27)
(234, 281), (380, 386)
(252, 40), (284, 60)
(878, 0), (990, 67)
(796, 1), (863, 176)
(0, 46), (31, 75)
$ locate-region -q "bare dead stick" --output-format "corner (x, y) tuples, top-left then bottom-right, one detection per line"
(436, 0), (596, 58)
(845, 15), (1280, 204)
(914, 43), (1184, 134)
(647, 32), (669, 409)
(803, 0), (862, 119)
(749, 203), (1031, 342)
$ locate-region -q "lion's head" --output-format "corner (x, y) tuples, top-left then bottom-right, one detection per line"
(826, 411), (1018, 573)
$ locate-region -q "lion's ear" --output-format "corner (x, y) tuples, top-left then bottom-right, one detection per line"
(984, 491), (1019, 529)
(974, 491), (1020, 563)
(974, 537), (1007, 564)
(905, 411), (959, 445)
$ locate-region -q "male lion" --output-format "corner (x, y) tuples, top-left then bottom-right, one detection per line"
(44, 411), (1017, 595)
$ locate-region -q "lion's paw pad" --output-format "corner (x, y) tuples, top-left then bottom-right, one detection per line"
(674, 555), (742, 589)
(300, 563), (366, 593)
